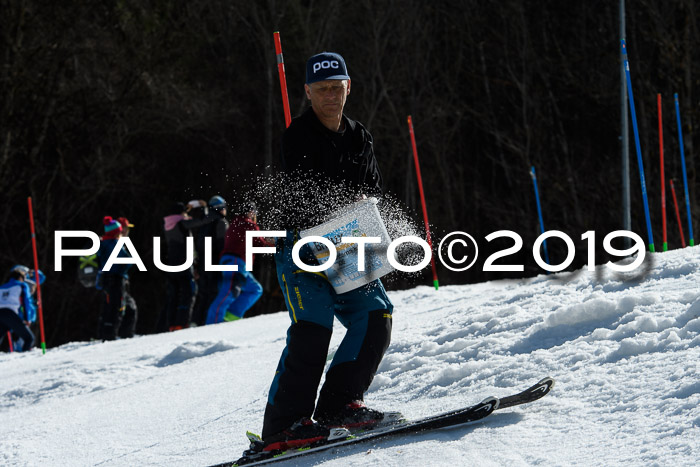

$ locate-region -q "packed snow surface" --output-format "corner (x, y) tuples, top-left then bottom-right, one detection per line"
(2, 247), (699, 466)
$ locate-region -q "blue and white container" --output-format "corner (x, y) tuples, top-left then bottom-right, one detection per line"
(300, 197), (394, 293)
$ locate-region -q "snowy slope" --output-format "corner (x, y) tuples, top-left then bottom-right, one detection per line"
(1, 247), (699, 466)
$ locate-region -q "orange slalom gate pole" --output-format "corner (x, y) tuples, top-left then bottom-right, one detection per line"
(658, 94), (668, 251)
(273, 32), (292, 128)
(407, 116), (439, 290)
(669, 180), (686, 248)
(27, 197), (47, 354)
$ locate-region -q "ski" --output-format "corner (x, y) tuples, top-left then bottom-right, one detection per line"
(218, 397), (496, 467)
(497, 376), (554, 409)
(214, 376), (554, 467)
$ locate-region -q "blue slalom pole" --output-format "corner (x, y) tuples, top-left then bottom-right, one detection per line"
(621, 40), (655, 252)
(673, 93), (695, 246)
(530, 166), (550, 266)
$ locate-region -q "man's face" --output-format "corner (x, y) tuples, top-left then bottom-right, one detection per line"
(305, 79), (350, 120)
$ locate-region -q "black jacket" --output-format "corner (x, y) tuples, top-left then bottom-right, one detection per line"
(280, 107), (383, 230)
(162, 213), (217, 267)
(195, 211), (229, 264)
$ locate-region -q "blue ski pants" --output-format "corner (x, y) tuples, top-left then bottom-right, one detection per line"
(262, 231), (393, 438)
(206, 254), (263, 324)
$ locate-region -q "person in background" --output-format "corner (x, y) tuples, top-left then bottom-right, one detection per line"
(158, 201), (216, 331)
(188, 199), (209, 272)
(0, 265), (37, 352)
(192, 195), (229, 326)
(23, 268), (45, 348)
(189, 199), (209, 221)
(189, 199), (210, 321)
(96, 216), (132, 340)
(25, 268), (45, 302)
(116, 217), (138, 338)
(205, 202), (269, 324)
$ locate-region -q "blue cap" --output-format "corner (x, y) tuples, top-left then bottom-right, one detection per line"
(305, 52), (350, 84)
(208, 195), (227, 210)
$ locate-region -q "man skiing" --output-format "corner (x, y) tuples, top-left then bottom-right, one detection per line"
(260, 52), (394, 451)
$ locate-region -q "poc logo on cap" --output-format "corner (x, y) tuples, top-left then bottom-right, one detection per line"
(313, 60), (339, 73)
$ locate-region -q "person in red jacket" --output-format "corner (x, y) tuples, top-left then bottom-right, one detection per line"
(205, 202), (270, 324)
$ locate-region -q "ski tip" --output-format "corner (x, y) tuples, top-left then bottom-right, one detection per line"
(536, 376), (555, 391)
(479, 395), (500, 411)
(528, 377), (555, 399)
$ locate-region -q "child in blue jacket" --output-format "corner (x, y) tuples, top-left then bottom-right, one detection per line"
(0, 265), (37, 352)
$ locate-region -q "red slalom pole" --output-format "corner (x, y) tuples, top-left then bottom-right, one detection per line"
(273, 32), (292, 128)
(6, 332), (13, 352)
(27, 197), (47, 354)
(407, 115), (439, 290)
(670, 180), (686, 248)
(658, 94), (668, 251)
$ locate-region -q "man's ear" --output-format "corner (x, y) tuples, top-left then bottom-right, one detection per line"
(304, 84), (311, 100)
(346, 79), (351, 96)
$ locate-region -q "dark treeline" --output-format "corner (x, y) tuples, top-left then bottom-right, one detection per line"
(1, 0), (697, 347)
